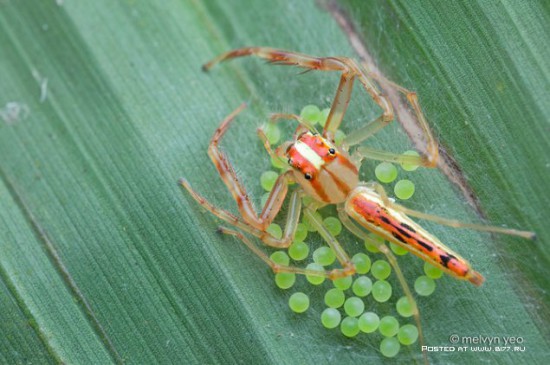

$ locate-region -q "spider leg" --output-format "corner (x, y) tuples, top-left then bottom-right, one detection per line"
(337, 203), (428, 365)
(351, 146), (432, 167)
(217, 227), (355, 279)
(322, 58), (395, 141)
(202, 47), (357, 142)
(208, 104), (284, 228)
(256, 113), (313, 163)
(366, 182), (535, 239)
(181, 104), (301, 247)
(256, 128), (283, 165)
(203, 47), (346, 73)
(348, 73), (438, 168)
(181, 179), (302, 249)
(323, 67), (355, 140)
(301, 205), (356, 279)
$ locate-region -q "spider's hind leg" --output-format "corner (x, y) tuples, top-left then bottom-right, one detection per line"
(218, 226), (355, 280)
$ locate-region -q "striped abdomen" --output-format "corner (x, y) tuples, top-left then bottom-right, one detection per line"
(345, 186), (484, 286)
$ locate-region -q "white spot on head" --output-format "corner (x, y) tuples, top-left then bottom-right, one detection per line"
(294, 140), (324, 170)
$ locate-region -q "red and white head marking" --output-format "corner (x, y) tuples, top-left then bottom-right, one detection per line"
(286, 132), (359, 204)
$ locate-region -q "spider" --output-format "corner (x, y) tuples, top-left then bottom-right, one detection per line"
(180, 47), (534, 361)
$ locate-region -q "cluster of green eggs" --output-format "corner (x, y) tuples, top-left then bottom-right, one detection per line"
(260, 105), (443, 358)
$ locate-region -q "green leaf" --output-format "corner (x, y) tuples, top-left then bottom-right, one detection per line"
(0, 1), (548, 364)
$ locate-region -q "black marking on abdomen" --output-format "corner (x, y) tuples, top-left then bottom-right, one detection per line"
(417, 240), (434, 252)
(400, 222), (416, 233)
(440, 254), (451, 267)
(380, 216), (391, 225)
(391, 231), (407, 244)
(396, 226), (412, 239)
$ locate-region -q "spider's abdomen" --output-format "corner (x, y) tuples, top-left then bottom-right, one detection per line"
(345, 186), (484, 286)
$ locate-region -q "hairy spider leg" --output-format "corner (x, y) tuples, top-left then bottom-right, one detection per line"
(181, 104), (299, 248)
(202, 47), (393, 142)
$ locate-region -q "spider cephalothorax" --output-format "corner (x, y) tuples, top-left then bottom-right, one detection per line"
(286, 131), (358, 204)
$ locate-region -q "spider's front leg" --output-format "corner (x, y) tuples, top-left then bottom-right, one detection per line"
(202, 47), (362, 141)
(181, 104), (299, 248)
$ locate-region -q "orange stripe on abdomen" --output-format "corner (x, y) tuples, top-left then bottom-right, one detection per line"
(350, 195), (471, 279)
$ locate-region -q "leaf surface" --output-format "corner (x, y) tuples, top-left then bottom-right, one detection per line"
(0, 1), (548, 364)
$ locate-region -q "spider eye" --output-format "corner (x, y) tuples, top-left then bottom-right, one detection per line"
(328, 148), (336, 155)
(304, 173), (312, 180)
